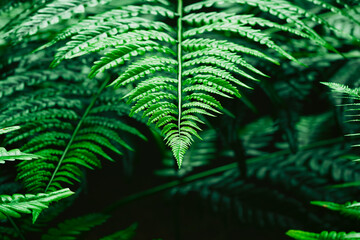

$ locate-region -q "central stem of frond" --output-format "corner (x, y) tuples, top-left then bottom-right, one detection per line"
(177, 0), (183, 138)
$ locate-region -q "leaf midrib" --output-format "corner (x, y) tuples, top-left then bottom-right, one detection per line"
(177, 0), (183, 166)
(44, 78), (110, 192)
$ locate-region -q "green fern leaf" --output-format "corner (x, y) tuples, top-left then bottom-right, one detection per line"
(89, 43), (176, 79)
(184, 22), (301, 64)
(311, 201), (360, 219)
(182, 38), (279, 65)
(36, 0), (358, 167)
(36, 5), (176, 51)
(0, 188), (73, 223)
(286, 230), (360, 240)
(0, 147), (42, 164)
(0, 126), (20, 135)
(321, 82), (360, 99)
(183, 56), (265, 80)
(305, 0), (360, 26)
(73, 30), (176, 59)
(5, 0), (112, 41)
(0, 71), (143, 192)
(50, 19), (174, 67)
(182, 48), (270, 77)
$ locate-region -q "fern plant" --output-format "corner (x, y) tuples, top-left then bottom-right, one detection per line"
(3, 0), (358, 167)
(0, 65), (146, 193)
(286, 83), (360, 239)
(0, 125), (74, 240)
(0, 127), (41, 164)
(1, 0), (360, 239)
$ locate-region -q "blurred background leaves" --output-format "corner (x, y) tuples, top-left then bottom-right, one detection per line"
(0, 0), (360, 239)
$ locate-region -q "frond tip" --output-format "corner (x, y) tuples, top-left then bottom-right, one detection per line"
(168, 135), (192, 168)
(321, 82), (360, 99)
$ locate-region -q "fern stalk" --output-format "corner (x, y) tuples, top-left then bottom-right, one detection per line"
(45, 78), (111, 192)
(176, 0), (183, 168)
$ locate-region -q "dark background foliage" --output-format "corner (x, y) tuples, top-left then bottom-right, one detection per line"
(1, 0), (360, 239)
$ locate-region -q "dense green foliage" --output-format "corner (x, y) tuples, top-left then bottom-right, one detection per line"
(0, 0), (360, 239)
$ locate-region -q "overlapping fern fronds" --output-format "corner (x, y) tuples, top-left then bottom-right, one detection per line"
(171, 142), (359, 230)
(0, 63), (145, 193)
(286, 78), (360, 240)
(0, 122), (75, 239)
(1, 0), (114, 42)
(5, 0), (358, 167)
(322, 82), (360, 145)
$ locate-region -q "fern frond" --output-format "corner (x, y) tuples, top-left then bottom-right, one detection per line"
(90, 46), (176, 79)
(0, 73), (143, 192)
(184, 0), (335, 35)
(78, 126), (134, 151)
(0, 0), (46, 15)
(189, 12), (340, 51)
(286, 230), (360, 240)
(182, 38), (278, 65)
(72, 30), (177, 59)
(182, 48), (270, 77)
(0, 69), (86, 99)
(0, 108), (79, 127)
(50, 20), (174, 67)
(183, 56), (265, 80)
(0, 147), (42, 164)
(37, 0), (358, 167)
(322, 82), (360, 99)
(322, 82), (360, 147)
(0, 188), (73, 223)
(83, 116), (146, 140)
(5, 0), (112, 41)
(120, 4), (176, 19)
(110, 58), (177, 88)
(41, 213), (109, 240)
(36, 5), (176, 51)
(4, 121), (73, 146)
(124, 77), (177, 102)
(311, 201), (360, 219)
(184, 22), (300, 64)
(0, 126), (20, 135)
(185, 12), (306, 37)
(183, 67), (252, 89)
(305, 0), (360, 26)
